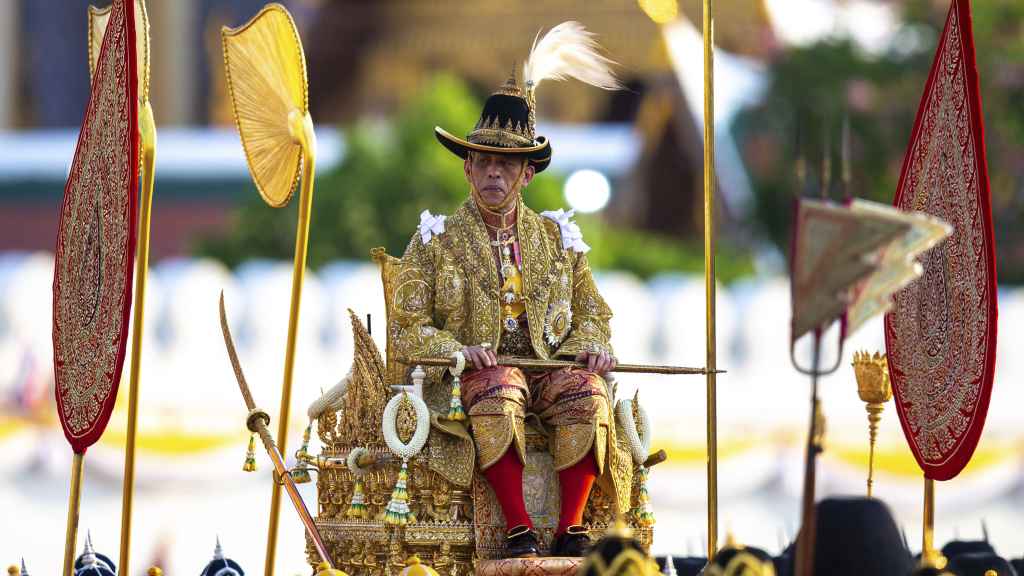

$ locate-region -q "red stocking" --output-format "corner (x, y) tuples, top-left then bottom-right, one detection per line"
(482, 449), (532, 530)
(557, 452), (598, 534)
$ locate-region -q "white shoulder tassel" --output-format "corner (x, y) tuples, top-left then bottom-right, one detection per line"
(523, 21), (622, 93)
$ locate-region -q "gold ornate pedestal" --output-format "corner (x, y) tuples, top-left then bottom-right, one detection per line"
(476, 557), (582, 576)
(309, 272), (653, 576)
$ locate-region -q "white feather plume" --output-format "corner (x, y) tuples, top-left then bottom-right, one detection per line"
(523, 21), (622, 93)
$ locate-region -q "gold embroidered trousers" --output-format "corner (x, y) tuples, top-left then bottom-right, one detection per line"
(461, 366), (611, 472)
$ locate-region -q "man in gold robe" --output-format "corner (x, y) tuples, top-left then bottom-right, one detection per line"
(393, 28), (626, 558)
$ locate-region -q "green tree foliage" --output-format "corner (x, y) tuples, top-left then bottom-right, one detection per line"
(196, 73), (751, 280)
(734, 0), (1024, 282)
(195, 74), (565, 267)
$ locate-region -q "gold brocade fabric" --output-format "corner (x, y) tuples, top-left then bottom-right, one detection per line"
(497, 316), (533, 357)
(460, 366), (627, 511)
(387, 197), (627, 509)
(393, 197), (613, 392)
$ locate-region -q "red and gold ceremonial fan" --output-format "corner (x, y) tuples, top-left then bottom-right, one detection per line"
(52, 0), (138, 573)
(89, 1), (157, 572)
(884, 0), (997, 558)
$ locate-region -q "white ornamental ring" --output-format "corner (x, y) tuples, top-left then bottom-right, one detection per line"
(616, 398), (652, 466)
(382, 392), (430, 461)
(346, 446), (370, 477)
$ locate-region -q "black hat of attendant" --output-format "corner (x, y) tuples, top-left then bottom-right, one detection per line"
(435, 21), (621, 175)
(948, 553), (1018, 576)
(943, 541), (997, 562)
(656, 556), (706, 576)
(580, 522), (659, 576)
(704, 537), (776, 576)
(74, 533), (116, 576)
(947, 553), (1018, 576)
(800, 497), (913, 576)
(199, 538), (244, 576)
(911, 565), (961, 576)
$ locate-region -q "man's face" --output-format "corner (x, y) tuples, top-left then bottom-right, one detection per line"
(465, 152), (535, 208)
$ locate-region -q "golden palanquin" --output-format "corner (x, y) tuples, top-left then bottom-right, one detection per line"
(309, 248), (653, 575)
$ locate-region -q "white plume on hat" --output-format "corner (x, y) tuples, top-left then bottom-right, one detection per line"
(523, 21), (623, 94)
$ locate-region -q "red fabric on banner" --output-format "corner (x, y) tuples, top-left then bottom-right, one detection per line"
(884, 0), (997, 481)
(52, 0), (139, 454)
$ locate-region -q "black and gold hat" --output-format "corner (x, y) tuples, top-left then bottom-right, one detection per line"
(435, 21), (621, 174)
(579, 522), (659, 576)
(705, 536), (776, 576)
(435, 71), (552, 172)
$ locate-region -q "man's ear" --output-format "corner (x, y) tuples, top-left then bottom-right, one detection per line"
(522, 163), (536, 187)
(464, 155), (473, 182)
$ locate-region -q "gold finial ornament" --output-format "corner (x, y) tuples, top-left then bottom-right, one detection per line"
(315, 561), (349, 576)
(147, 567), (163, 576)
(911, 549), (955, 575)
(398, 555), (441, 576)
(852, 351), (892, 497)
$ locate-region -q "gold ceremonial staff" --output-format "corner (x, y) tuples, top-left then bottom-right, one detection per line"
(221, 5), (317, 574)
(89, 2), (155, 574)
(399, 356), (723, 376)
(77, 2), (156, 574)
(219, 293), (335, 568)
(702, 0), (719, 559)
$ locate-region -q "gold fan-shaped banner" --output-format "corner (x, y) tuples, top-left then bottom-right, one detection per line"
(88, 0), (151, 103)
(222, 3), (309, 208)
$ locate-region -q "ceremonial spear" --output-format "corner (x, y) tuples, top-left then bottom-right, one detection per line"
(219, 293), (335, 568)
(53, 1), (140, 574)
(87, 2), (156, 573)
(221, 5), (317, 574)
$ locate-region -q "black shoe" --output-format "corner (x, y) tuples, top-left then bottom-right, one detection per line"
(506, 525), (541, 558)
(551, 525), (591, 557)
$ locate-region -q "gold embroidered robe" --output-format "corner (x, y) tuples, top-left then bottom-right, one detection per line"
(392, 197), (632, 513)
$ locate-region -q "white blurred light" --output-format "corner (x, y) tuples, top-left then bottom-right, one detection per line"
(564, 169), (611, 214)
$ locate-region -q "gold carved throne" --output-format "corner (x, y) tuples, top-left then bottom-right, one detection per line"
(309, 248), (653, 576)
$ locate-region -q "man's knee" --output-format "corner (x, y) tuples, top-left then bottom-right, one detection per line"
(460, 366), (528, 409)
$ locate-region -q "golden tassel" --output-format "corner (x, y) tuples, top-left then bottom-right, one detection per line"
(243, 434), (257, 472)
(291, 423), (312, 484)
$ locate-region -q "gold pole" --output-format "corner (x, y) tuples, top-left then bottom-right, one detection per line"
(63, 452), (85, 576)
(118, 99), (156, 576)
(264, 110), (317, 576)
(702, 0), (719, 560)
(865, 403), (882, 498)
(923, 477), (935, 556)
